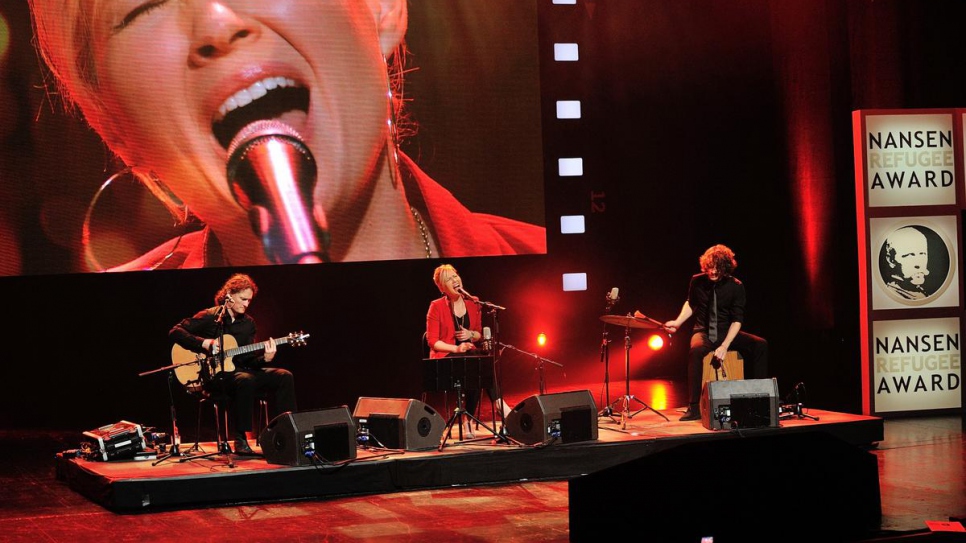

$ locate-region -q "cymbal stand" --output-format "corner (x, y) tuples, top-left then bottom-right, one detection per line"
(605, 324), (669, 429)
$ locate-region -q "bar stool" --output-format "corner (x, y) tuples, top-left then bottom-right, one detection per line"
(252, 395), (270, 445)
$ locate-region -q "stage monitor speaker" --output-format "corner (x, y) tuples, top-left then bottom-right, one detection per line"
(259, 406), (357, 466)
(505, 390), (598, 445)
(352, 397), (446, 451)
(700, 377), (779, 431)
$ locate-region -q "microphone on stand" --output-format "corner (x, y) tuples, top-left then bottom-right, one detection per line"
(482, 326), (493, 352)
(456, 286), (479, 301)
(226, 120), (329, 264)
(217, 293), (232, 321)
(604, 287), (619, 312)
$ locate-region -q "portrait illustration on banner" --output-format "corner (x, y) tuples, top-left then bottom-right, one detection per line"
(872, 217), (959, 309)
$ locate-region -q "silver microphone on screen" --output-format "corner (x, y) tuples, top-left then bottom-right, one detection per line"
(226, 120), (330, 264)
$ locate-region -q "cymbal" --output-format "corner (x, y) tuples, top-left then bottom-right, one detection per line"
(599, 314), (660, 329)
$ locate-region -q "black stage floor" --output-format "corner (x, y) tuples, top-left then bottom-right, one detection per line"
(56, 404), (884, 525)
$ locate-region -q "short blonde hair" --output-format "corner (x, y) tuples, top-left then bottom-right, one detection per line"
(433, 264), (457, 293)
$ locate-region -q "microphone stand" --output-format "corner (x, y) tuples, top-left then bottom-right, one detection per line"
(467, 296), (512, 443)
(495, 341), (563, 396)
(599, 293), (618, 419)
(205, 296), (235, 466)
(138, 361), (193, 466)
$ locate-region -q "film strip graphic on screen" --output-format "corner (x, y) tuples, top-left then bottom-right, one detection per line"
(853, 108), (965, 417)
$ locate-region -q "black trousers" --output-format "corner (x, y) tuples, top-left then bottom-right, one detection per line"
(686, 331), (768, 407)
(463, 386), (501, 421)
(210, 368), (297, 436)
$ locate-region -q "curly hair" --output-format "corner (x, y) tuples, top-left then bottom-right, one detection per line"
(214, 273), (258, 305)
(699, 244), (737, 277)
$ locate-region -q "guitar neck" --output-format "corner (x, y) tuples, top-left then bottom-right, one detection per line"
(226, 336), (291, 358)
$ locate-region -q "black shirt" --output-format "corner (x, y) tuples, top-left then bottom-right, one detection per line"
(686, 273), (746, 335)
(169, 306), (264, 370)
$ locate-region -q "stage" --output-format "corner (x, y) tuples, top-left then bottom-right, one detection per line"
(56, 403), (884, 524)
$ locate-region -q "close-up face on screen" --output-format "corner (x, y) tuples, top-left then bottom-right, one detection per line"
(0, 0), (545, 275)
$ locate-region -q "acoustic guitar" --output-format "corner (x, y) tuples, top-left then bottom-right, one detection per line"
(172, 331), (309, 393)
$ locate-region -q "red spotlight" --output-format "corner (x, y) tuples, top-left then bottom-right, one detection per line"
(536, 333), (547, 347)
(647, 334), (665, 351)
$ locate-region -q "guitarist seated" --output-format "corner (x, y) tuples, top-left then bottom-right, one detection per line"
(170, 273), (297, 454)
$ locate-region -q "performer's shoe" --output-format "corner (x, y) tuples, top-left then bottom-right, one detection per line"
(495, 399), (513, 418)
(233, 434), (255, 454)
(679, 408), (701, 422)
(462, 421), (476, 439)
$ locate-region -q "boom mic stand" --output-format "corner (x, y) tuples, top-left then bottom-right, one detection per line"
(779, 382), (820, 421)
(137, 362), (195, 466)
(495, 341), (563, 397)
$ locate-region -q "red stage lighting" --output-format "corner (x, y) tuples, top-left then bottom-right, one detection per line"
(647, 334), (664, 351)
(537, 333), (547, 347)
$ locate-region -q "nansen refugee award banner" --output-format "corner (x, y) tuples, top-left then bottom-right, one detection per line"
(853, 108), (964, 416)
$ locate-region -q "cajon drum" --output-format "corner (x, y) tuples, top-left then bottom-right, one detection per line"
(702, 351), (744, 384)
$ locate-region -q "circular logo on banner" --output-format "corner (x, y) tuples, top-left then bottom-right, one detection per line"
(876, 221), (954, 306)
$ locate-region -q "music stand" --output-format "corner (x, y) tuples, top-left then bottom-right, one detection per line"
(425, 353), (500, 450)
(598, 314), (670, 428)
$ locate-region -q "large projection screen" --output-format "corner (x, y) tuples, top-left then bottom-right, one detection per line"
(0, 0), (545, 275)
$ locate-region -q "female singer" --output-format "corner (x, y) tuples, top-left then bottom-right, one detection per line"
(426, 264), (504, 437)
(26, 0), (545, 270)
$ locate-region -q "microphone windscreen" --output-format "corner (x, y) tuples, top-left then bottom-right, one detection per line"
(609, 287), (619, 300)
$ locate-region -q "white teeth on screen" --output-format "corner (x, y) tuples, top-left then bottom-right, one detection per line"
(216, 76), (296, 120)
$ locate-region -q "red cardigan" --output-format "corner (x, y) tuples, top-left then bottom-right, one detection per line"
(426, 296), (483, 359)
(108, 153), (545, 271)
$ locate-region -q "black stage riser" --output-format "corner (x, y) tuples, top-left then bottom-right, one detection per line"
(54, 410), (885, 512)
(569, 431), (881, 543)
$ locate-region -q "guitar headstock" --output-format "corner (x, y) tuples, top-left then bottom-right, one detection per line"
(287, 331), (310, 347)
